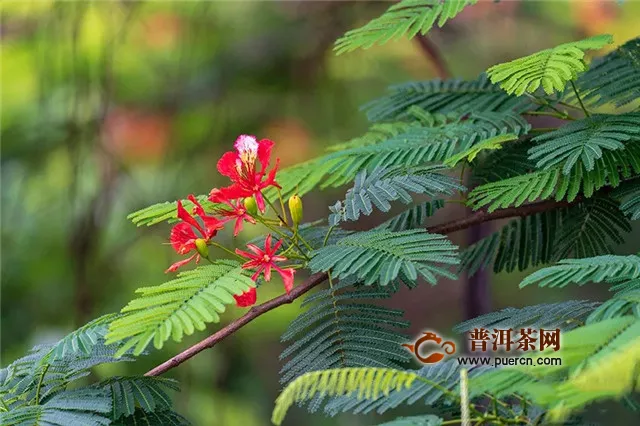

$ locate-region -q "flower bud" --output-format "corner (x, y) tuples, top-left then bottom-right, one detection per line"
(244, 197), (258, 216)
(288, 194), (303, 226)
(195, 238), (209, 259)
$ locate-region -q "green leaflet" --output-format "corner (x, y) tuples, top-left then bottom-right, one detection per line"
(334, 0), (478, 54)
(309, 229), (459, 286)
(106, 260), (255, 356)
(487, 34), (613, 95)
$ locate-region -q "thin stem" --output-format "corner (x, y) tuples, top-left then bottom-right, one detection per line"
(277, 188), (288, 225)
(529, 127), (557, 133)
(264, 196), (313, 252)
(209, 241), (244, 261)
(0, 397), (9, 412)
(570, 80), (590, 117)
(522, 111), (568, 120)
(34, 364), (50, 404)
(323, 225), (336, 247)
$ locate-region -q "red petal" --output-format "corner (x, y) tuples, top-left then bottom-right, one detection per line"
(217, 151), (240, 179)
(177, 200), (203, 235)
(165, 254), (197, 273)
(169, 222), (198, 254)
(264, 234), (273, 252)
(254, 192), (266, 213)
(188, 194), (205, 216)
(233, 217), (244, 236)
(234, 287), (257, 307)
(263, 264), (272, 282)
(201, 215), (224, 239)
(245, 243), (265, 257)
(257, 138), (274, 171)
(276, 267), (295, 293)
(236, 248), (260, 261)
(217, 184), (252, 201)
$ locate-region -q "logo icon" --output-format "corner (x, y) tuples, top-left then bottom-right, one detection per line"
(402, 331), (456, 364)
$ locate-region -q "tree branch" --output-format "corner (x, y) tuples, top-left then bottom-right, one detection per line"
(146, 197), (575, 377)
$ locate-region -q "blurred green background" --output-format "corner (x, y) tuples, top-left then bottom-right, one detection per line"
(2, 1), (639, 425)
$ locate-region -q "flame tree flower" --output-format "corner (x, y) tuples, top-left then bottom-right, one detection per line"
(209, 190), (257, 237)
(215, 135), (280, 213)
(165, 195), (224, 273)
(236, 234), (295, 294)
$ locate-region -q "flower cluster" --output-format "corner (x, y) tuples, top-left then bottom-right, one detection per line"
(166, 135), (297, 307)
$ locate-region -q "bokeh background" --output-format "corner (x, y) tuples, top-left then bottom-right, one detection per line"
(2, 1), (640, 425)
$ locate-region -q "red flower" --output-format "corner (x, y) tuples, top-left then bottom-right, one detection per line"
(166, 195), (224, 273)
(216, 135), (281, 213)
(209, 189), (257, 236)
(235, 234), (295, 293)
(234, 287), (257, 307)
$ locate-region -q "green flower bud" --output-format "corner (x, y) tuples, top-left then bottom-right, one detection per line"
(288, 194), (303, 226)
(244, 197), (258, 216)
(195, 238), (209, 259)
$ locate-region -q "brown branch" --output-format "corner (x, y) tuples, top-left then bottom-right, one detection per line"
(145, 272), (328, 376)
(146, 197), (577, 376)
(415, 35), (451, 79)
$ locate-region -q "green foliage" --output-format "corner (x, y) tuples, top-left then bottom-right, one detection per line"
(363, 74), (529, 121)
(378, 200), (445, 232)
(577, 36), (640, 108)
(587, 288), (640, 323)
(613, 177), (640, 220)
(460, 197), (629, 275)
(487, 34), (613, 95)
(323, 360), (490, 416)
(279, 280), (410, 386)
(111, 409), (190, 426)
(519, 254), (640, 288)
(127, 195), (213, 227)
(33, 313), (117, 364)
(453, 300), (597, 333)
(334, 0), (478, 54)
(292, 111), (529, 192)
(0, 388), (113, 426)
(106, 260), (255, 356)
(328, 166), (462, 226)
(309, 229), (459, 286)
(470, 316), (640, 421)
(444, 133), (518, 167)
(377, 415), (443, 426)
(528, 113), (640, 175)
(271, 367), (420, 425)
(467, 143), (640, 211)
(97, 376), (178, 419)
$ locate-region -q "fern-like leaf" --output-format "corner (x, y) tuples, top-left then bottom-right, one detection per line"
(334, 0), (478, 54)
(41, 314), (119, 363)
(271, 367), (420, 425)
(528, 113), (640, 175)
(98, 376), (178, 419)
(519, 254), (640, 289)
(454, 300), (597, 333)
(363, 74), (529, 122)
(613, 177), (640, 220)
(444, 133), (518, 167)
(112, 409), (190, 426)
(0, 388), (112, 426)
(576, 36), (640, 108)
(468, 143), (640, 211)
(279, 279), (410, 386)
(106, 260), (255, 356)
(329, 166), (462, 226)
(309, 229), (458, 286)
(487, 34), (613, 95)
(470, 316), (640, 419)
(587, 288), (640, 324)
(323, 360), (490, 416)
